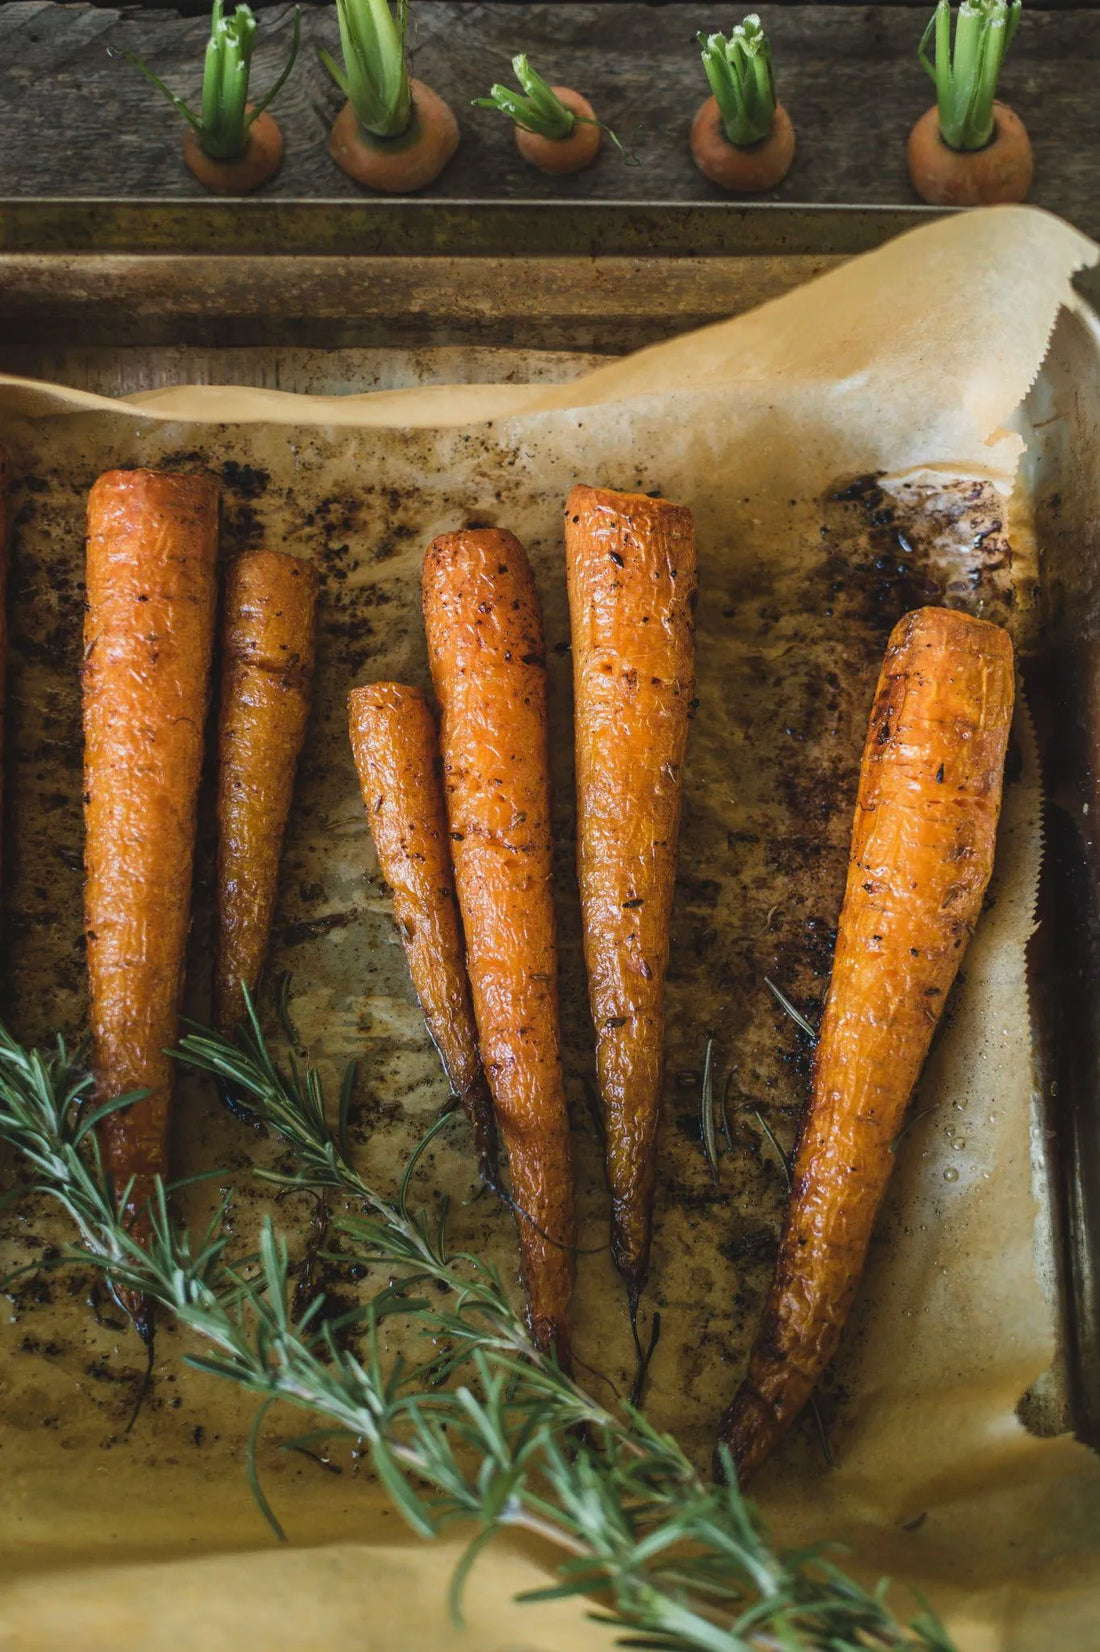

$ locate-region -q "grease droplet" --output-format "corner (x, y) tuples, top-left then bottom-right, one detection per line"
(943, 1166), (960, 1183)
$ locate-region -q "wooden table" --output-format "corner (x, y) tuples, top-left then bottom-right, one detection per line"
(0, 2), (1096, 239)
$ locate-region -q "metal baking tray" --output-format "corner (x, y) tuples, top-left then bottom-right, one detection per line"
(0, 199), (943, 352)
(0, 198), (1095, 1458)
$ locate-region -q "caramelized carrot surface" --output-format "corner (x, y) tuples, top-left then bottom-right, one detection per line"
(565, 484), (696, 1301)
(720, 606), (1015, 1478)
(214, 549), (317, 1031)
(349, 682), (496, 1177)
(423, 528), (574, 1364)
(83, 469), (219, 1264)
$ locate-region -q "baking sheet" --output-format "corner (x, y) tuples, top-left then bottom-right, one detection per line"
(1, 206), (1099, 1652)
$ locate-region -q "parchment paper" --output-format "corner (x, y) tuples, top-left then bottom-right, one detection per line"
(1, 206), (1099, 1652)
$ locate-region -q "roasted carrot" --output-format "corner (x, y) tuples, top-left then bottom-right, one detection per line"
(214, 548), (317, 1032)
(348, 682), (497, 1178)
(84, 470), (219, 1319)
(423, 528), (574, 1365)
(718, 606), (1014, 1479)
(564, 484), (696, 1304)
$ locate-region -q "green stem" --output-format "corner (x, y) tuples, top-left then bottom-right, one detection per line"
(113, 2), (301, 163)
(324, 0), (412, 140)
(473, 54), (576, 140)
(698, 16), (777, 150)
(918, 0), (1021, 152)
(112, 47), (203, 136)
(246, 7), (302, 128)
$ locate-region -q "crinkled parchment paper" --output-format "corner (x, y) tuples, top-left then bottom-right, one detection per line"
(1, 207), (1099, 1652)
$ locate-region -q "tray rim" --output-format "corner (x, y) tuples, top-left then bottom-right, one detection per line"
(0, 198), (949, 257)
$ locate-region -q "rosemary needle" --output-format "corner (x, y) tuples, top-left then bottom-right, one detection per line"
(764, 976), (818, 1040)
(700, 1033), (721, 1182)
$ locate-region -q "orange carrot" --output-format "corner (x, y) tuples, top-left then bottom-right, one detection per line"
(329, 80), (459, 193)
(423, 528), (574, 1365)
(514, 87), (602, 175)
(214, 549), (317, 1032)
(83, 470), (219, 1323)
(691, 20), (795, 193)
(475, 57), (605, 176)
(564, 484), (696, 1305)
(348, 682), (497, 1178)
(184, 108), (284, 196)
(907, 102), (1031, 206)
(120, 8), (299, 198)
(719, 607), (1014, 1479)
(907, 2), (1031, 207)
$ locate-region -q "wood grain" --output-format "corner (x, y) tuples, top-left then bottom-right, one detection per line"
(0, 3), (1095, 238)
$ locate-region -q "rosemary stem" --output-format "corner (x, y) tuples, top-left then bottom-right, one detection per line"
(504, 1508), (591, 1557)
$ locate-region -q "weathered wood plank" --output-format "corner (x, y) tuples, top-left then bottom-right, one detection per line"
(0, 3), (1094, 240)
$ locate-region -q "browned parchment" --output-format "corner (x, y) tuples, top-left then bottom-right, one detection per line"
(1, 207), (1098, 1652)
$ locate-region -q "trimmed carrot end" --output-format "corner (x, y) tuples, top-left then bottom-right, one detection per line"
(184, 108), (284, 195)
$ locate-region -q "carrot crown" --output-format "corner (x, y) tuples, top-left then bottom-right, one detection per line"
(113, 0), (301, 162)
(473, 54), (630, 158)
(698, 16), (778, 149)
(321, 0), (412, 140)
(473, 54), (578, 140)
(919, 0), (1022, 152)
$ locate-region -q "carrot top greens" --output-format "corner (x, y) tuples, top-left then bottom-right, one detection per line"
(698, 16), (778, 149)
(321, 0), (413, 139)
(1, 1002), (958, 1652)
(474, 55), (580, 140)
(474, 55), (630, 159)
(116, 0), (300, 162)
(920, 0), (1022, 152)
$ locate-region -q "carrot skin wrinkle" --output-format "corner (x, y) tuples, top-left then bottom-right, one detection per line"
(565, 484), (696, 1298)
(83, 470), (219, 1311)
(348, 681), (497, 1179)
(719, 606), (1014, 1479)
(423, 528), (574, 1366)
(214, 549), (318, 1033)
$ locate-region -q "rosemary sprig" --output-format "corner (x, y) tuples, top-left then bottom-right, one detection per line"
(919, 0), (1022, 152)
(114, 0), (301, 162)
(699, 17), (778, 149)
(0, 1008), (956, 1652)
